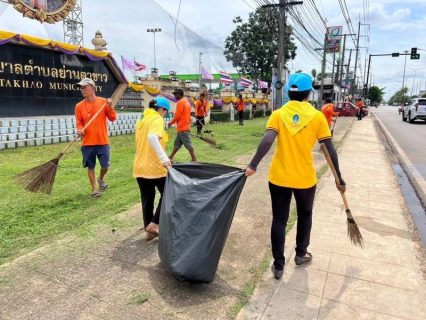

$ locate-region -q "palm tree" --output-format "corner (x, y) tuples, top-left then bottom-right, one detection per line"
(311, 69), (317, 81)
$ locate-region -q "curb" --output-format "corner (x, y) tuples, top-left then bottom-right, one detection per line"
(372, 111), (426, 206)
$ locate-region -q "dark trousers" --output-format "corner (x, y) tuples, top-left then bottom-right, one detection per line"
(357, 109), (363, 120)
(238, 110), (244, 125)
(269, 182), (316, 271)
(136, 177), (166, 229)
(196, 116), (205, 135)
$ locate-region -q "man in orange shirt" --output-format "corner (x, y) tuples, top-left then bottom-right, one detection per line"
(195, 92), (207, 136)
(168, 89), (197, 162)
(321, 98), (339, 130)
(75, 78), (116, 198)
(236, 94), (245, 125)
(357, 99), (364, 120)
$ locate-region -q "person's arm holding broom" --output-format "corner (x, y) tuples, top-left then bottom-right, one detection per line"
(104, 98), (116, 123)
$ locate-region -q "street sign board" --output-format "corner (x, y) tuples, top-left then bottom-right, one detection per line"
(327, 26), (343, 39)
(326, 26), (343, 53)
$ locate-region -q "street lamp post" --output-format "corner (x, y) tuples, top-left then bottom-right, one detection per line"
(199, 52), (203, 89)
(147, 28), (162, 68)
(407, 67), (426, 97)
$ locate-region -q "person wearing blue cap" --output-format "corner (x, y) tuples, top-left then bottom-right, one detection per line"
(133, 97), (172, 241)
(245, 73), (346, 279)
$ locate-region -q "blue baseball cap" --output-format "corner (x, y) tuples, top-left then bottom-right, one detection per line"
(154, 97), (170, 110)
(288, 73), (316, 92)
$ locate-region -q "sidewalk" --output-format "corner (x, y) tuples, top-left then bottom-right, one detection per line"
(238, 116), (426, 319)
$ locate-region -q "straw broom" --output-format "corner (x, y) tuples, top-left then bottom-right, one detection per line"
(189, 132), (216, 146)
(192, 115), (214, 137)
(14, 101), (108, 195)
(331, 117), (337, 136)
(320, 143), (364, 247)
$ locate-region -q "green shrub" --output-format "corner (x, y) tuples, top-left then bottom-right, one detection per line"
(210, 109), (271, 122)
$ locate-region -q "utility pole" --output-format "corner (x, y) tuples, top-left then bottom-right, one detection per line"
(352, 21), (361, 96)
(402, 50), (408, 103)
(262, 1), (303, 108)
(331, 51), (336, 88)
(345, 49), (352, 99)
(339, 35), (347, 86)
(319, 32), (327, 106)
(276, 0), (286, 108)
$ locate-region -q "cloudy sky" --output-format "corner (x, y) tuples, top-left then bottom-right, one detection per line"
(1, 0), (426, 100)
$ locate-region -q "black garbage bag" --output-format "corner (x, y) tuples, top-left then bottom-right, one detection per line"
(158, 162), (246, 283)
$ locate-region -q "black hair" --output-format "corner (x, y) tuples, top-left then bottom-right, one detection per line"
(288, 87), (311, 102)
(239, 94), (243, 99)
(148, 99), (159, 111)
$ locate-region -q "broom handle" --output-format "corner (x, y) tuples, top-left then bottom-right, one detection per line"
(59, 101), (108, 155)
(332, 116), (337, 130)
(320, 143), (350, 211)
(192, 115), (214, 136)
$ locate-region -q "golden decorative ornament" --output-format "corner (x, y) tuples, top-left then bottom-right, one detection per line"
(7, 0), (77, 24)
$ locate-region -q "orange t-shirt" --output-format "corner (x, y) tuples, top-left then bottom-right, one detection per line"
(236, 99), (244, 111)
(321, 103), (338, 126)
(357, 101), (363, 110)
(195, 99), (207, 117)
(75, 97), (116, 146)
(169, 98), (191, 132)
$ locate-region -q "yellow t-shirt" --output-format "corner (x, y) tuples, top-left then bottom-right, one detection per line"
(133, 109), (168, 179)
(267, 104), (331, 188)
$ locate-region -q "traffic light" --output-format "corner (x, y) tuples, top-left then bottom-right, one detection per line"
(411, 47), (420, 59)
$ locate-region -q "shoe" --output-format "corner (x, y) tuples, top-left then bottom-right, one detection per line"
(295, 253), (313, 265)
(97, 177), (108, 190)
(271, 265), (283, 279)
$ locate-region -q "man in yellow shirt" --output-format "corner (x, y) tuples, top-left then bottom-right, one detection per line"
(245, 73), (346, 279)
(133, 97), (171, 241)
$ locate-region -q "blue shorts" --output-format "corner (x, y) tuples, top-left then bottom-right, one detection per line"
(81, 145), (110, 169)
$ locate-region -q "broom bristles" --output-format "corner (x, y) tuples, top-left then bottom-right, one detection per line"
(13, 158), (60, 195)
(200, 136), (216, 146)
(345, 209), (364, 248)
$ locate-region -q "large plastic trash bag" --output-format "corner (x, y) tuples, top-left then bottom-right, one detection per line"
(158, 162), (246, 283)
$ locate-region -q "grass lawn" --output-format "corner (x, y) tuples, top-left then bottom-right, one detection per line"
(0, 117), (269, 265)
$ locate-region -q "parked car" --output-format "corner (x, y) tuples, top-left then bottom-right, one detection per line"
(402, 98), (426, 123)
(334, 101), (369, 117)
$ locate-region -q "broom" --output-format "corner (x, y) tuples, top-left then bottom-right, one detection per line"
(14, 101), (108, 195)
(192, 115), (214, 137)
(320, 143), (364, 248)
(189, 132), (216, 146)
(331, 117), (337, 136)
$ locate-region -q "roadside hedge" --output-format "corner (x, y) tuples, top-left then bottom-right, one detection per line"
(210, 110), (271, 122)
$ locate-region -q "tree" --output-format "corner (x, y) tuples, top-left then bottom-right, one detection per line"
(388, 87), (409, 105)
(224, 8), (297, 85)
(367, 86), (386, 104)
(311, 69), (317, 81)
